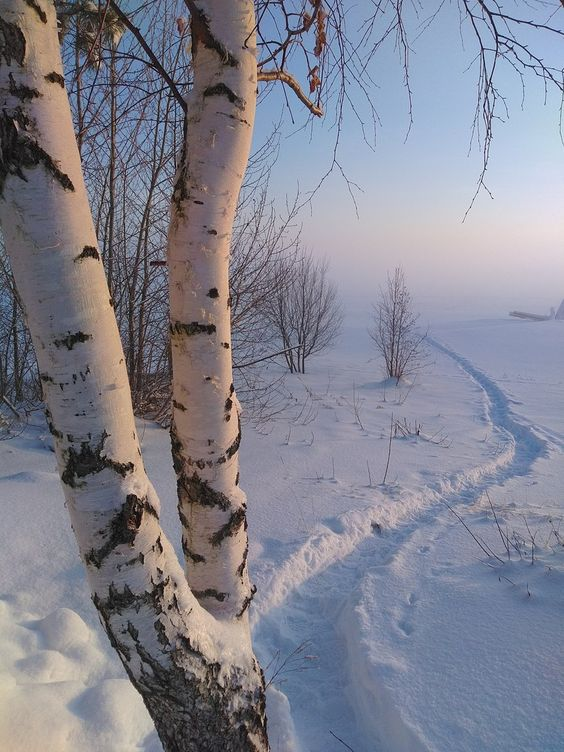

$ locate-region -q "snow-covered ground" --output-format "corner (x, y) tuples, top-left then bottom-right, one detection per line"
(1, 315), (563, 752)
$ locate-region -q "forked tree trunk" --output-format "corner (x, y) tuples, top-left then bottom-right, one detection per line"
(0, 1), (268, 749)
(167, 0), (257, 621)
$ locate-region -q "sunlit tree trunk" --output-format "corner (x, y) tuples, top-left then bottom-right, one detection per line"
(167, 0), (257, 621)
(0, 1), (268, 748)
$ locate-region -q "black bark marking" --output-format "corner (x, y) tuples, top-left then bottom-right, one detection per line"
(227, 295), (232, 308)
(171, 422), (231, 511)
(221, 342), (230, 349)
(54, 331), (91, 350)
(127, 621), (139, 641)
(84, 494), (158, 569)
(193, 199), (204, 205)
(190, 8), (239, 67)
(172, 399), (187, 412)
(235, 471), (239, 486)
(218, 111), (250, 126)
(155, 618), (170, 647)
(177, 504), (189, 530)
(93, 577), (169, 622)
(170, 421), (183, 475)
(40, 372), (53, 383)
(182, 539), (206, 564)
(207, 229), (217, 235)
(0, 108), (75, 196)
(210, 507), (246, 547)
(236, 543), (249, 578)
(207, 287), (219, 298)
(225, 397), (233, 412)
(44, 71), (65, 87)
(45, 408), (62, 439)
(172, 115), (188, 212)
(8, 72), (40, 100)
(61, 430), (134, 488)
(0, 18), (26, 67)
(116, 551), (146, 571)
(192, 588), (229, 602)
(236, 585), (256, 619)
(180, 473), (231, 511)
(225, 425), (241, 461)
(23, 0), (47, 23)
(170, 321), (216, 336)
(74, 245), (100, 262)
(203, 82), (243, 109)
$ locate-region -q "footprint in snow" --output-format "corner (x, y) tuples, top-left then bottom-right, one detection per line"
(397, 618), (414, 636)
(396, 593), (418, 637)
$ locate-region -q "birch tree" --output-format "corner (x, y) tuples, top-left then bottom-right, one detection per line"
(0, 1), (267, 749)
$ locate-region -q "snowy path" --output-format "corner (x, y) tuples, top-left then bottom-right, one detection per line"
(253, 338), (551, 752)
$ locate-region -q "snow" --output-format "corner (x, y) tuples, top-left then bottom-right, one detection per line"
(1, 313), (564, 751)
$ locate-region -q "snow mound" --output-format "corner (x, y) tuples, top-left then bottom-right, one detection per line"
(34, 607), (91, 653)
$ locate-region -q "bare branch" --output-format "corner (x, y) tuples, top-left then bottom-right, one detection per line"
(258, 69), (323, 116)
(109, 0), (187, 111)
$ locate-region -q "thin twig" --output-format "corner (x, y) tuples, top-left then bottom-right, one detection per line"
(485, 491), (510, 560)
(234, 344), (303, 370)
(329, 730), (356, 751)
(442, 498), (504, 564)
(109, 1), (187, 111)
(382, 411), (393, 484)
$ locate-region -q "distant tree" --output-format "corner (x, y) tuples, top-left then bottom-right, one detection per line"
(369, 267), (426, 383)
(0, 242), (39, 405)
(268, 253), (343, 374)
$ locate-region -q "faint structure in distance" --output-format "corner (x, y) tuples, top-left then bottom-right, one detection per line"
(509, 299), (564, 321)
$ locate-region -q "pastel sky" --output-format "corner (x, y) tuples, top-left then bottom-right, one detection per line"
(253, 3), (564, 319)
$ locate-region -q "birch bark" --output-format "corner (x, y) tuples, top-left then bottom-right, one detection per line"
(0, 1), (268, 748)
(167, 0), (257, 621)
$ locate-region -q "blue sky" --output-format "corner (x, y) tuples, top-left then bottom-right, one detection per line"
(253, 3), (564, 318)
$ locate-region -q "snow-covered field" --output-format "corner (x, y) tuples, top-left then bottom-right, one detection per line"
(1, 315), (563, 752)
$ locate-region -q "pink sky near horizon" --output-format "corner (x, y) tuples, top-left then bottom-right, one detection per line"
(252, 3), (564, 317)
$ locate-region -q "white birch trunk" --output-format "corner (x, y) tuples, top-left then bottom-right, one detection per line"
(0, 2), (268, 748)
(167, 0), (257, 620)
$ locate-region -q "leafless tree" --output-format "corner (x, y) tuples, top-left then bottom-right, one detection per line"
(0, 241), (40, 405)
(369, 267), (427, 383)
(55, 0), (187, 416)
(268, 252), (343, 373)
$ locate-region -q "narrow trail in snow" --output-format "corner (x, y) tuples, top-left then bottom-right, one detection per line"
(253, 339), (549, 752)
